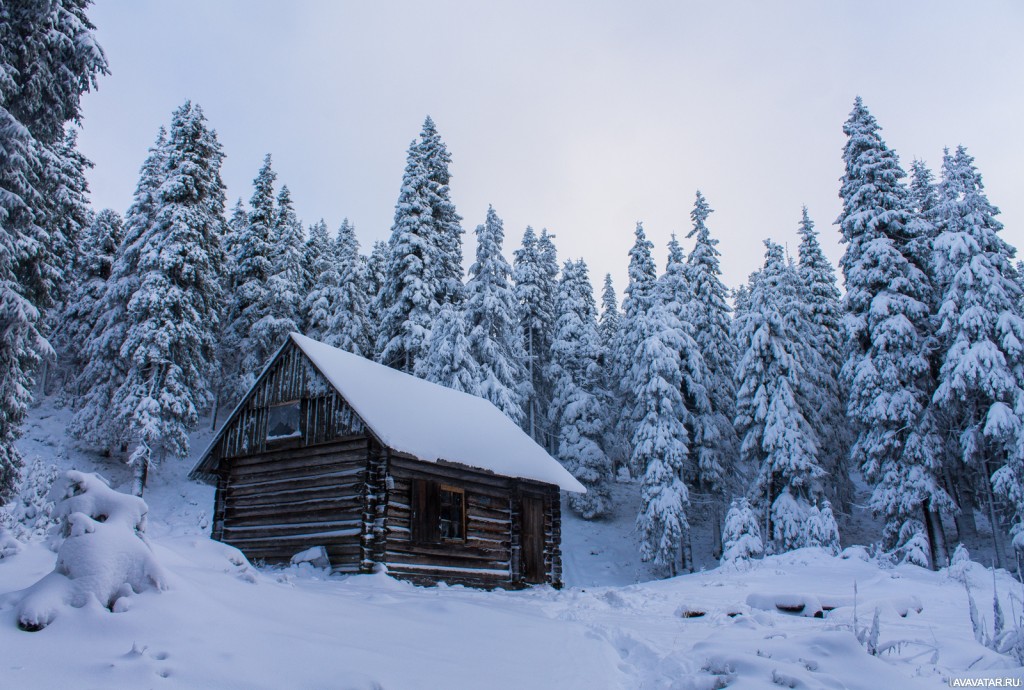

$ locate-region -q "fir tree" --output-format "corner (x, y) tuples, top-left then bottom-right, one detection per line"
(630, 288), (692, 575)
(683, 192), (739, 501)
(464, 206), (528, 424)
(615, 222), (659, 466)
(223, 154), (277, 399)
(70, 127), (169, 454)
(721, 497), (764, 564)
(419, 303), (480, 394)
(796, 206), (851, 509)
(249, 183), (303, 360)
(376, 144), (438, 373)
(514, 226), (558, 446)
(110, 101), (226, 494)
(0, 0), (106, 501)
(364, 239), (387, 326)
(735, 241), (828, 552)
(57, 208), (124, 393)
(598, 273), (626, 473)
(837, 97), (951, 561)
(417, 116), (464, 307)
(931, 147), (1024, 564)
(549, 259), (612, 518)
(326, 219), (371, 356)
(301, 219), (336, 340)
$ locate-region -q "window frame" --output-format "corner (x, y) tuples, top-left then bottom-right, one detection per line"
(265, 399), (303, 447)
(438, 484), (467, 544)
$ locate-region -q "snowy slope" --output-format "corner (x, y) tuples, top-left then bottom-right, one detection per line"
(2, 400), (1023, 689)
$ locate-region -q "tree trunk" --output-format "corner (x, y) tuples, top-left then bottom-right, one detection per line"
(983, 461), (1004, 570)
(132, 458), (149, 498)
(922, 504), (940, 571)
(712, 502), (723, 561)
(210, 394), (221, 432)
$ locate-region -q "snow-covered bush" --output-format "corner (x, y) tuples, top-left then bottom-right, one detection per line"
(896, 520), (930, 568)
(804, 500), (841, 555)
(10, 471), (168, 631)
(721, 497), (763, 564)
(3, 457), (61, 542)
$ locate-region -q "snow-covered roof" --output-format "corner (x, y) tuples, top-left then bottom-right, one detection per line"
(196, 333), (584, 492)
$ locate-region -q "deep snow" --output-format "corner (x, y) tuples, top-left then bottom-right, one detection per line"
(2, 398), (1023, 689)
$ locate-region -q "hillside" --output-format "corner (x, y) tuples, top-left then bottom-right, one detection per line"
(0, 400), (1022, 688)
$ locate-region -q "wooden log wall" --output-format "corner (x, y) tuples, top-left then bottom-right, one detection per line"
(384, 457), (516, 589)
(217, 341), (366, 460)
(219, 436), (370, 572)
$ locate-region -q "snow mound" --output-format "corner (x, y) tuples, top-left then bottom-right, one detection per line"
(7, 471), (168, 630)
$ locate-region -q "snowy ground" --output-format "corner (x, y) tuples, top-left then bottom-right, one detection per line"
(2, 399), (1024, 688)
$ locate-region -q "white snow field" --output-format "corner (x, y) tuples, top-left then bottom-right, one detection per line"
(2, 401), (1024, 689)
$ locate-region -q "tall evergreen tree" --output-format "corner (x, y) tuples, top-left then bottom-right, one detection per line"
(931, 147), (1024, 565)
(326, 218), (371, 356)
(837, 97), (951, 561)
(597, 273), (626, 473)
(110, 101), (226, 493)
(796, 207), (851, 509)
(301, 219), (336, 340)
(630, 283), (692, 575)
(223, 154), (277, 399)
(364, 239), (387, 325)
(735, 241), (828, 552)
(57, 208), (124, 393)
(0, 0), (107, 500)
(417, 116), (464, 307)
(614, 223), (659, 468)
(464, 206), (528, 423)
(376, 145), (438, 373)
(549, 259), (612, 518)
(514, 226), (559, 446)
(683, 192), (739, 502)
(70, 127), (168, 454)
(420, 303), (480, 394)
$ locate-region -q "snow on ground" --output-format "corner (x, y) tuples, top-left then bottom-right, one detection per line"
(2, 399), (1024, 688)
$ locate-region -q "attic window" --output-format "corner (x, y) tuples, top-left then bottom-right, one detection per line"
(266, 401), (302, 442)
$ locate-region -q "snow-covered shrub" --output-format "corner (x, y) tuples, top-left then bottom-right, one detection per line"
(771, 490), (804, 551)
(947, 543), (971, 581)
(721, 497), (763, 564)
(0, 527), (21, 559)
(11, 471), (168, 631)
(4, 457), (61, 542)
(803, 501), (841, 555)
(896, 520), (930, 568)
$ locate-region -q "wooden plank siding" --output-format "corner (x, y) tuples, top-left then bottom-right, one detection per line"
(219, 437), (370, 572)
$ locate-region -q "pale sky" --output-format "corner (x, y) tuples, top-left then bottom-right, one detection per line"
(77, 1), (1024, 296)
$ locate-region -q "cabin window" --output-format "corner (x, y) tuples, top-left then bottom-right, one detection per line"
(266, 401), (302, 442)
(439, 485), (465, 542)
(411, 479), (466, 544)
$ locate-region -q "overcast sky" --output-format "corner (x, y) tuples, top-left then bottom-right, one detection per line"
(77, 0), (1024, 295)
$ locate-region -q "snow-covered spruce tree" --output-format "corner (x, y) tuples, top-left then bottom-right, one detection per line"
(683, 192), (740, 554)
(659, 235), (714, 492)
(614, 223), (660, 468)
(70, 127), (169, 455)
(376, 143), (439, 373)
(721, 497), (764, 564)
(301, 219), (337, 340)
(598, 273), (627, 474)
(247, 171), (304, 384)
(223, 154), (277, 401)
(931, 147), (1024, 566)
(326, 218), (371, 356)
(464, 206), (529, 424)
(549, 259), (612, 518)
(417, 116), (464, 308)
(364, 239), (387, 326)
(110, 101), (226, 494)
(0, 0), (107, 501)
(837, 98), (952, 565)
(420, 303), (480, 394)
(735, 241), (828, 552)
(629, 280), (693, 575)
(513, 226), (558, 446)
(796, 207), (852, 510)
(56, 209), (123, 397)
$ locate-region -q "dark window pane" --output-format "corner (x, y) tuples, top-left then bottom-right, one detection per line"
(267, 402), (301, 440)
(439, 488), (464, 541)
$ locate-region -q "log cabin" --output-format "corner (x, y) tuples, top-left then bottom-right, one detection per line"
(189, 333), (585, 589)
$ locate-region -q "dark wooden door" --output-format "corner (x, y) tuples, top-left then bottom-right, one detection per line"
(521, 496), (545, 584)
